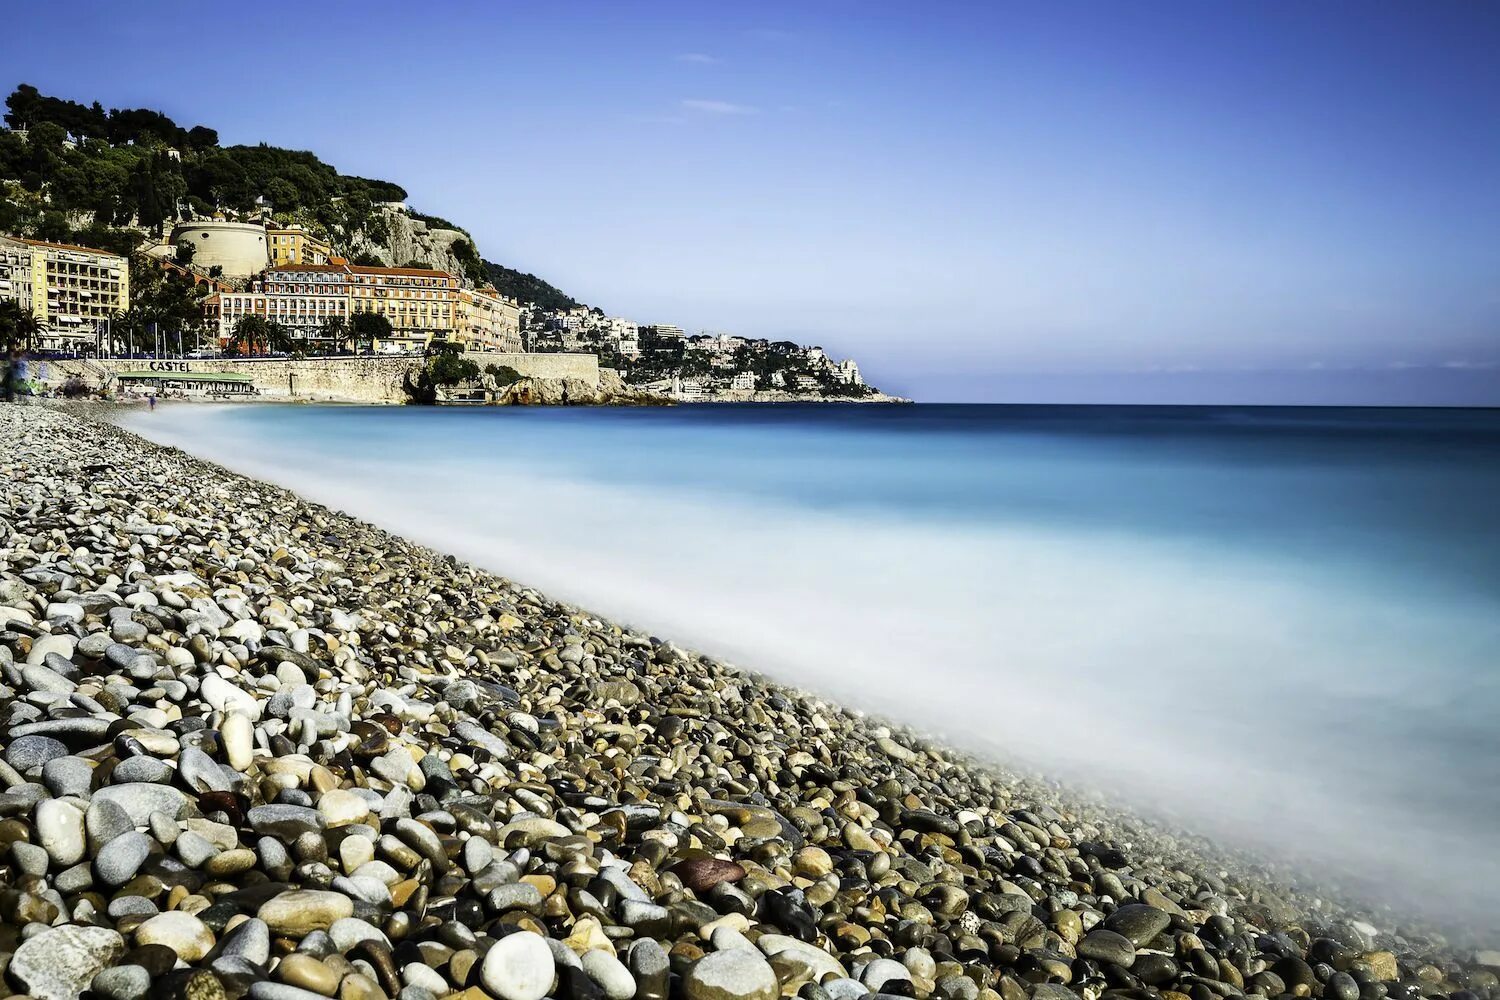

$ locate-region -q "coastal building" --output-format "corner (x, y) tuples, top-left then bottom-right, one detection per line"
(266, 225), (333, 267)
(456, 286), (523, 352)
(558, 306), (592, 332)
(642, 324), (685, 346)
(217, 260), (521, 352)
(676, 377), (708, 401)
(730, 372), (756, 391)
(0, 235), (129, 351)
(169, 220), (269, 279)
(606, 317), (639, 357)
(0, 239), (32, 316)
(833, 359), (862, 385)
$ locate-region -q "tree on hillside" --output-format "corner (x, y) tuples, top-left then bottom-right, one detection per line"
(4, 84), (108, 139)
(349, 251), (385, 267)
(264, 177), (299, 210)
(482, 260), (581, 312)
(448, 237), (486, 286)
(186, 125), (219, 150)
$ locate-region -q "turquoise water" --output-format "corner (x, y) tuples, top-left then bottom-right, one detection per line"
(125, 403), (1500, 926)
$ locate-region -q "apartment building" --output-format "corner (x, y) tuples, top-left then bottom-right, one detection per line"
(457, 286), (523, 352)
(266, 225), (334, 267)
(0, 235), (129, 350)
(607, 317), (640, 357)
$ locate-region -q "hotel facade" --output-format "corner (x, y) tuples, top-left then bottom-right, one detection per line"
(0, 235), (129, 351)
(266, 225), (334, 267)
(217, 260), (521, 352)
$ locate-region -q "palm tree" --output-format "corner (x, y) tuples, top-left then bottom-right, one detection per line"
(0, 301), (42, 351)
(264, 320), (294, 355)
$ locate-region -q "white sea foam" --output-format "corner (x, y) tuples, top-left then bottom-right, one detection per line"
(123, 405), (1500, 930)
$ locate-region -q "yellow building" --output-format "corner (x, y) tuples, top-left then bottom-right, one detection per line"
(265, 225), (334, 267)
(218, 260), (521, 352)
(0, 235), (129, 351)
(457, 286), (523, 352)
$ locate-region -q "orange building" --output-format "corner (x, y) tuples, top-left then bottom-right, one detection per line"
(217, 259), (520, 352)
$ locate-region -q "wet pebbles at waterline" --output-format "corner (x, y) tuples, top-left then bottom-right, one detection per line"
(0, 404), (1495, 1000)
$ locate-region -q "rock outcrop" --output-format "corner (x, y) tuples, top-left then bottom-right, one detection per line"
(348, 206), (474, 276)
(492, 372), (670, 406)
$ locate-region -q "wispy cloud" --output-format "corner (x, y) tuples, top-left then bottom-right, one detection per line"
(676, 53), (720, 65)
(680, 99), (759, 116)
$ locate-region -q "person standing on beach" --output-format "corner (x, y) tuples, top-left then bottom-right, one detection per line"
(2, 346), (21, 403)
(11, 347), (29, 404)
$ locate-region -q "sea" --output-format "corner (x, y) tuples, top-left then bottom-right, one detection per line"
(121, 403), (1500, 930)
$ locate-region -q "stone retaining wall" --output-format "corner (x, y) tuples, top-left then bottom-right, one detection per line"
(44, 352), (600, 404)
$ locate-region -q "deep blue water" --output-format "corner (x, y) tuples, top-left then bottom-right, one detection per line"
(125, 403), (1500, 926)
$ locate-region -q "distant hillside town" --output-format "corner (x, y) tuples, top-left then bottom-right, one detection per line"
(0, 84), (884, 402)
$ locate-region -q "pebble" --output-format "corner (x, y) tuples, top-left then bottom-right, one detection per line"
(6, 733), (68, 772)
(278, 953), (342, 996)
(481, 931), (556, 1000)
(1102, 904), (1172, 945)
(684, 949), (779, 1000)
(1078, 928), (1136, 968)
(222, 710), (255, 770)
(9, 924), (126, 1000)
(135, 911), (216, 961)
(92, 781), (189, 825)
(95, 829), (153, 886)
(582, 950), (637, 1000)
(258, 890), (355, 937)
(91, 965), (152, 1000)
(35, 797), (87, 865)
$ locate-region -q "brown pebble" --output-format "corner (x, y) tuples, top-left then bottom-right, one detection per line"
(278, 953), (342, 997)
(340, 973), (385, 1000)
(672, 857), (747, 892)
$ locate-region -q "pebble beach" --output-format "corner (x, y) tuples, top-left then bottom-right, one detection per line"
(0, 403), (1495, 1000)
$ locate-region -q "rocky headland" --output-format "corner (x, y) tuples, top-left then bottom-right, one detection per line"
(0, 404), (1494, 1000)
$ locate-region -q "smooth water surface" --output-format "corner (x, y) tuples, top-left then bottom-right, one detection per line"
(123, 403), (1500, 927)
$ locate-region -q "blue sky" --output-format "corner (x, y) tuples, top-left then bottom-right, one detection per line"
(3, 1), (1498, 402)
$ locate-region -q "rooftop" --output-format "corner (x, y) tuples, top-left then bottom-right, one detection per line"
(4, 236), (125, 259)
(267, 263), (455, 279)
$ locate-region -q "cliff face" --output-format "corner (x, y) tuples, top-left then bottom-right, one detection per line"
(492, 369), (671, 406)
(349, 207), (472, 277)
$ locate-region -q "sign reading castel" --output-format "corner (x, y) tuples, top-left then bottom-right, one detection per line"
(146, 361), (193, 372)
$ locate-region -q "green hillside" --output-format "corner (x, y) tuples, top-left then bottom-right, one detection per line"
(483, 262), (580, 312)
(0, 84), (584, 309)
